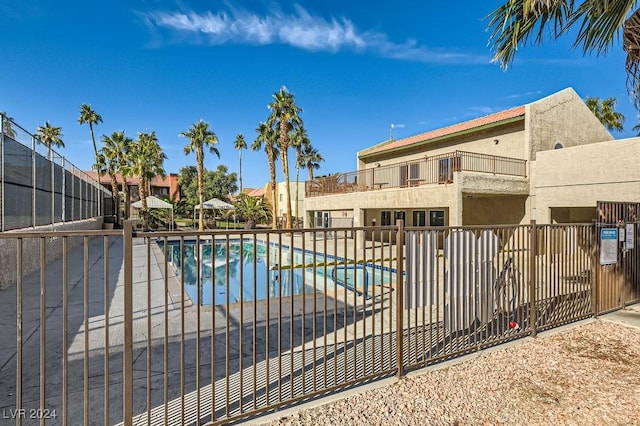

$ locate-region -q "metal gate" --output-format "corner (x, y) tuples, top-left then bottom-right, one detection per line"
(595, 201), (640, 313)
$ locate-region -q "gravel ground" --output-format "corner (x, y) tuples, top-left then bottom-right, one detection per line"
(268, 320), (640, 426)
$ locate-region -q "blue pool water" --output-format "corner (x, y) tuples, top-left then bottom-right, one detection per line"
(159, 239), (395, 306)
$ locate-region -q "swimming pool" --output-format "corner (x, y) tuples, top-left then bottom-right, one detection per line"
(160, 239), (396, 306)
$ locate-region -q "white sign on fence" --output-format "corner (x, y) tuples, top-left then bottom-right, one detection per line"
(600, 228), (618, 265)
(626, 224), (635, 250)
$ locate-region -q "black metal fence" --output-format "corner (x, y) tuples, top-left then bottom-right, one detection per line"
(1, 113), (110, 231)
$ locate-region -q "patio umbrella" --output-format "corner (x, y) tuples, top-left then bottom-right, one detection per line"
(131, 195), (174, 230)
(194, 197), (235, 210)
(193, 198), (235, 228)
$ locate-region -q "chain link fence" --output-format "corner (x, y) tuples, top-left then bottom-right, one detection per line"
(1, 113), (111, 231)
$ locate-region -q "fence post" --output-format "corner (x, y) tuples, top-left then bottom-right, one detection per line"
(123, 220), (133, 425)
(591, 223), (599, 318)
(529, 220), (537, 337)
(32, 136), (36, 227)
(395, 219), (404, 378)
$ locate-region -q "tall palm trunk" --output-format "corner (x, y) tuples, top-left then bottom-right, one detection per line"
(122, 176), (129, 219)
(239, 149), (243, 193)
(197, 147), (205, 231)
(89, 124), (98, 166)
(267, 148), (278, 229)
(308, 168), (314, 182)
(109, 168), (118, 215)
(279, 122), (293, 229)
(140, 176), (148, 228)
(295, 161), (300, 228)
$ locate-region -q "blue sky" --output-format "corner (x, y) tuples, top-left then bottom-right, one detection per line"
(2, 1), (637, 189)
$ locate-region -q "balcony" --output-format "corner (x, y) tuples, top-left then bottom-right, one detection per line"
(305, 151), (527, 197)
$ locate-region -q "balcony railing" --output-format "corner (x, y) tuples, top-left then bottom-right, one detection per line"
(305, 150), (527, 197)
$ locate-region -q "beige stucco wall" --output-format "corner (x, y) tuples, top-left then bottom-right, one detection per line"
(358, 121), (525, 170)
(462, 195), (528, 225)
(533, 138), (640, 223)
(274, 181), (305, 219)
(525, 87), (613, 161)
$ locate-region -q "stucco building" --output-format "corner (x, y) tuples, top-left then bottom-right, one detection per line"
(303, 88), (639, 229)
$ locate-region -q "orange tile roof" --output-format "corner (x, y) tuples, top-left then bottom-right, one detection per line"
(361, 106), (526, 156)
(248, 187), (265, 197)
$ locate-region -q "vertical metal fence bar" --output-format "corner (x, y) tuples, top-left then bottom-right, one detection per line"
(210, 233), (216, 423)
(321, 230), (328, 390)
(196, 235), (202, 421)
(264, 233), (270, 409)
(289, 230), (296, 399)
(277, 232), (283, 403)
(396, 220), (404, 378)
(311, 230), (317, 394)
(225, 236), (230, 418)
(146, 239), (152, 425)
(238, 235), (243, 414)
(387, 229), (393, 371)
(16, 239), (23, 426)
(371, 229), (377, 374)
(332, 230), (338, 387)
(360, 230), (367, 378)
(163, 237), (169, 425)
(62, 237), (69, 425)
(351, 229), (357, 380)
(32, 137), (36, 227)
(180, 237), (186, 424)
(104, 236), (110, 425)
(530, 222), (537, 337)
(252, 232), (258, 411)
(301, 230), (307, 394)
(123, 221), (134, 426)
(341, 230), (347, 383)
(83, 236), (89, 425)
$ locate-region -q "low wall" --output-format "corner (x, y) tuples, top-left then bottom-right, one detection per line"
(0, 217), (104, 289)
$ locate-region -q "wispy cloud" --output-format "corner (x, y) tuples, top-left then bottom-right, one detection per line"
(141, 4), (489, 64)
(501, 91), (542, 100)
(466, 106), (500, 116)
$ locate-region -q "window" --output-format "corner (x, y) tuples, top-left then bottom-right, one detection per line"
(381, 211), (392, 226)
(429, 210), (445, 226)
(394, 210), (406, 225)
(412, 210), (426, 227)
(279, 194), (283, 201)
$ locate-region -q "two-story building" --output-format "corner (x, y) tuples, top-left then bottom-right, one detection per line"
(304, 88), (616, 230)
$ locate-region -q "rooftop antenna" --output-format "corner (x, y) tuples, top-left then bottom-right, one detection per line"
(390, 123), (404, 141)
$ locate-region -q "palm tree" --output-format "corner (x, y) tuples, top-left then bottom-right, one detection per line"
(291, 126), (310, 226)
(130, 131), (166, 228)
(35, 121), (65, 159)
(585, 97), (625, 131)
(234, 193), (272, 229)
(267, 87), (303, 229)
(252, 122), (280, 229)
(78, 104), (103, 165)
(180, 120), (220, 231)
(234, 134), (247, 193)
(1, 112), (16, 139)
(486, 2), (640, 102)
(300, 144), (324, 182)
(98, 132), (123, 211)
(100, 131), (133, 220)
